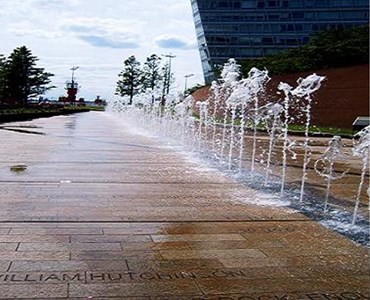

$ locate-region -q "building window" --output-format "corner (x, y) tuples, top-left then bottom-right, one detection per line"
(268, 1), (277, 7)
(218, 1), (229, 8)
(257, 0), (265, 8)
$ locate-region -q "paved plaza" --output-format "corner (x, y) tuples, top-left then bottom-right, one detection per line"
(0, 112), (368, 299)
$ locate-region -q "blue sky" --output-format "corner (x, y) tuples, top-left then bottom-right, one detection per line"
(0, 0), (204, 100)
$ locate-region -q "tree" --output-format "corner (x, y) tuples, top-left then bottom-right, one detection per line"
(115, 55), (142, 105)
(141, 54), (162, 92)
(0, 54), (6, 105)
(2, 46), (54, 106)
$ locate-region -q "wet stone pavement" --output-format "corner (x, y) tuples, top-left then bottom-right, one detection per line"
(0, 112), (368, 299)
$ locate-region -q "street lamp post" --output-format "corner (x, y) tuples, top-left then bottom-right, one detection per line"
(71, 66), (79, 88)
(184, 74), (194, 95)
(163, 54), (176, 95)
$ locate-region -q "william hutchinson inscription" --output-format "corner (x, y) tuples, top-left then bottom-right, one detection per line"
(0, 270), (368, 300)
(2, 269), (259, 283)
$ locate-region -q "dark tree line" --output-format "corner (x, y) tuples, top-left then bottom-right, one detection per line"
(0, 46), (54, 108)
(115, 54), (174, 105)
(240, 25), (369, 76)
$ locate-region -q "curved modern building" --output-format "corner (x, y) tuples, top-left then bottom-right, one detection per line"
(190, 0), (369, 82)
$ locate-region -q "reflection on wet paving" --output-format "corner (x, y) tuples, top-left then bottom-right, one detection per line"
(0, 112), (368, 299)
(0, 125), (45, 135)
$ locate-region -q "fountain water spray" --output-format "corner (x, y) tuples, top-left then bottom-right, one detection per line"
(247, 68), (270, 173)
(314, 136), (348, 213)
(106, 62), (368, 241)
(227, 77), (253, 172)
(210, 81), (221, 153)
(259, 103), (284, 185)
(278, 82), (293, 196)
(291, 74), (326, 203)
(175, 95), (194, 146)
(218, 59), (240, 160)
(197, 100), (209, 154)
(352, 125), (370, 225)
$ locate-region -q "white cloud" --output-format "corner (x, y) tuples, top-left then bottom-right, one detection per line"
(154, 34), (197, 50)
(10, 28), (62, 39)
(61, 17), (143, 49)
(30, 0), (81, 10)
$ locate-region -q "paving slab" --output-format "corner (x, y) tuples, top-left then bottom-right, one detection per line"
(0, 112), (368, 299)
(0, 284), (68, 298)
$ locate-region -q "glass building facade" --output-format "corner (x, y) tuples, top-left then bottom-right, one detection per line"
(190, 0), (369, 82)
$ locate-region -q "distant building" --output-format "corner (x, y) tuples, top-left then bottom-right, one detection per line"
(94, 95), (105, 106)
(66, 81), (79, 104)
(191, 0), (369, 83)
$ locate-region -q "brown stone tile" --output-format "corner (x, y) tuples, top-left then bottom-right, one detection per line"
(219, 257), (287, 269)
(103, 228), (150, 235)
(240, 231), (309, 243)
(318, 245), (368, 256)
(71, 250), (162, 261)
(127, 258), (224, 272)
(152, 234), (246, 242)
(285, 277), (353, 293)
(188, 240), (259, 250)
(71, 234), (152, 243)
(69, 281), (202, 297)
(0, 261), (10, 272)
(0, 234), (70, 243)
(10, 228), (103, 235)
(0, 228), (11, 234)
(249, 239), (287, 248)
(183, 292), (370, 300)
(212, 221), (292, 234)
(333, 276), (370, 290)
(316, 255), (370, 275)
(282, 265), (339, 279)
(260, 248), (318, 257)
(160, 249), (266, 261)
(17, 242), (122, 251)
(280, 237), (369, 257)
(164, 223), (217, 234)
(0, 284), (68, 298)
(71, 251), (125, 261)
(197, 277), (286, 294)
(2, 224), (59, 228)
(9, 260), (129, 272)
(284, 256), (327, 268)
(128, 223), (169, 234)
(146, 280), (203, 296)
(0, 251), (69, 261)
(150, 297), (203, 300)
(121, 241), (191, 251)
(0, 243), (18, 251)
(74, 298), (149, 300)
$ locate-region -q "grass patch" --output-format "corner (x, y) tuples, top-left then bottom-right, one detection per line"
(288, 124), (352, 136)
(0, 106), (91, 115)
(193, 114), (352, 136)
(85, 105), (105, 111)
(0, 106), (93, 124)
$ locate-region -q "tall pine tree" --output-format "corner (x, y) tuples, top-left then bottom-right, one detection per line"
(2, 46), (54, 106)
(141, 54), (163, 104)
(115, 55), (142, 105)
(142, 54), (162, 90)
